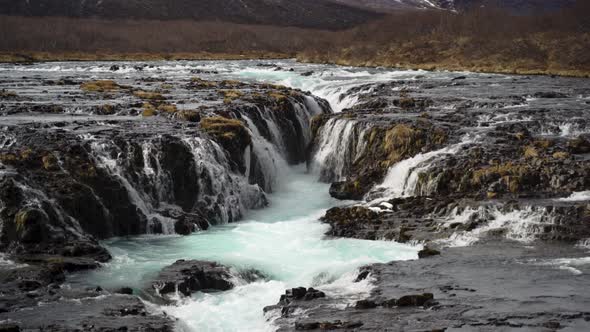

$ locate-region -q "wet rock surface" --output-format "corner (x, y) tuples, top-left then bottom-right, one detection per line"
(0, 63), (330, 330)
(0, 263), (175, 331)
(289, 73), (590, 330)
(271, 242), (590, 331)
(309, 73), (590, 245)
(149, 260), (235, 298)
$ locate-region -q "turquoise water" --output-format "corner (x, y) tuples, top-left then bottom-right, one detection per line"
(74, 166), (419, 331)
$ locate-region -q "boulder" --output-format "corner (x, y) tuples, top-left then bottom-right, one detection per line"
(279, 287), (326, 304)
(329, 181), (366, 200)
(150, 260), (234, 297)
(355, 299), (378, 309)
(418, 247), (441, 259)
(395, 293), (434, 307)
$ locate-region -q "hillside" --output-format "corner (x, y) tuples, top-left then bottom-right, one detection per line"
(0, 0), (381, 30)
(336, 0), (575, 13)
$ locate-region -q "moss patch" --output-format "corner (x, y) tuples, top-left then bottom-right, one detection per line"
(133, 90), (165, 101)
(80, 80), (123, 93)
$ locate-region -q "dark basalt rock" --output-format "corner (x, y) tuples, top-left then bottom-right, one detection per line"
(328, 181), (365, 200)
(355, 299), (378, 309)
(272, 243), (590, 331)
(418, 246), (441, 259)
(264, 287), (327, 317)
(533, 91), (568, 98)
(117, 287), (134, 295)
(150, 260), (234, 298)
(294, 320), (363, 330)
(174, 218), (196, 235)
(395, 293), (434, 307)
(0, 324), (20, 332)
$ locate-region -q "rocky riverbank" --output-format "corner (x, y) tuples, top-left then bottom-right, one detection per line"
(0, 70), (330, 330)
(264, 72), (590, 330)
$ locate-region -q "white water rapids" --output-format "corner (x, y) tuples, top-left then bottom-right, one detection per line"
(74, 166), (418, 331)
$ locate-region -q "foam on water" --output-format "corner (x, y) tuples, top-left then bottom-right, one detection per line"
(440, 206), (556, 247)
(529, 257), (590, 275)
(74, 166), (419, 331)
(557, 191), (590, 202)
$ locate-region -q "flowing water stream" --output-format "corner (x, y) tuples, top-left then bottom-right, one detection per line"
(72, 165), (419, 331)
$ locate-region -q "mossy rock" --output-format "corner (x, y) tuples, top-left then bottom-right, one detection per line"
(472, 163), (531, 186)
(310, 114), (331, 139)
(267, 91), (289, 103)
(190, 78), (219, 89)
(200, 116), (252, 172)
(221, 89), (244, 104)
(133, 90), (166, 101)
(42, 153), (59, 171)
(0, 89), (18, 99)
(157, 103), (177, 113)
(80, 80), (123, 93)
(98, 104), (116, 115)
(14, 208), (46, 243)
(201, 116), (250, 143)
(177, 110), (201, 123)
(552, 151), (569, 159)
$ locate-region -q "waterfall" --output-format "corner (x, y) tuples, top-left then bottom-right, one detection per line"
(241, 115), (288, 193)
(88, 140), (178, 234)
(182, 136), (267, 224)
(74, 94), (330, 234)
(439, 205), (559, 247)
(365, 134), (477, 202)
(309, 118), (370, 182)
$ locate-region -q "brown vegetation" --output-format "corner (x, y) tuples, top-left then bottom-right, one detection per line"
(1, 1), (589, 76)
(80, 80), (123, 93)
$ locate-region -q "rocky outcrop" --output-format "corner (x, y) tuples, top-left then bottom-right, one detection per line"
(0, 75), (330, 330)
(150, 260), (234, 298)
(0, 77), (329, 263)
(0, 263), (174, 331)
(270, 242), (590, 331)
(263, 287), (327, 318)
(309, 76), (590, 246)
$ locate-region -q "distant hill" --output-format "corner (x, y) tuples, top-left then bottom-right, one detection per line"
(331, 0), (454, 12)
(0, 0), (382, 30)
(335, 0), (576, 13)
